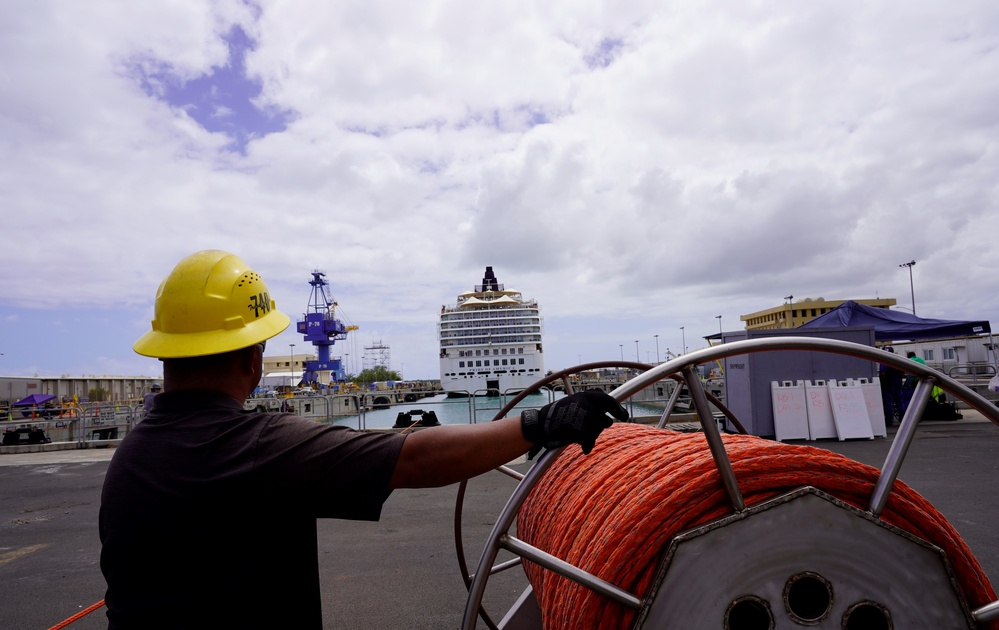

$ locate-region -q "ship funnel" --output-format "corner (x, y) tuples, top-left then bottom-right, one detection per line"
(482, 266), (499, 291)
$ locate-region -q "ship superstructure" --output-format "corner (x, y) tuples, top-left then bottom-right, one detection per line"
(438, 266), (544, 396)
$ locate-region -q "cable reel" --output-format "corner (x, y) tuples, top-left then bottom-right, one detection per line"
(455, 337), (999, 629)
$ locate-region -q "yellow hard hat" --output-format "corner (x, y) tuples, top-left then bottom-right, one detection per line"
(133, 250), (290, 358)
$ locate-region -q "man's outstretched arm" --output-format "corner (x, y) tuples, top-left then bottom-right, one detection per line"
(388, 390), (629, 489)
(388, 416), (531, 488)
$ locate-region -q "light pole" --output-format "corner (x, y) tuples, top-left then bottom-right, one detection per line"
(635, 340), (640, 363)
(680, 326), (685, 355)
(784, 295), (794, 328)
(619, 344), (623, 361)
(899, 260), (916, 315)
(716, 315), (723, 337)
(654, 334), (660, 363)
(289, 344), (296, 386)
(258, 343), (266, 392)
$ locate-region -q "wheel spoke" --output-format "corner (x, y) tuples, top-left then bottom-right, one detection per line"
(869, 378), (935, 516)
(500, 534), (643, 610)
(467, 557), (523, 580)
(973, 598), (999, 623)
(682, 366), (745, 512)
(657, 379), (686, 429)
(496, 464), (525, 482)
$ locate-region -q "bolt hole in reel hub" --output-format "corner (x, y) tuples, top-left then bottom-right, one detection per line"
(784, 572), (833, 625)
(455, 337), (999, 629)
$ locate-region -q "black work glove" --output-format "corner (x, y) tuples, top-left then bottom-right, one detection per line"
(520, 390), (629, 458)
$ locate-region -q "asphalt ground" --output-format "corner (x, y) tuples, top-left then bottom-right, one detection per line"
(1, 414), (997, 629)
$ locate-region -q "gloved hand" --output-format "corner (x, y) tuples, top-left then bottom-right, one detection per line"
(520, 390), (629, 458)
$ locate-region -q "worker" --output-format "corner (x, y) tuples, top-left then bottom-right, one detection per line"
(141, 382), (161, 417)
(99, 250), (628, 629)
(899, 350), (945, 418)
(878, 346), (903, 426)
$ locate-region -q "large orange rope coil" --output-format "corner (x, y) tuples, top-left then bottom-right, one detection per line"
(518, 423), (997, 629)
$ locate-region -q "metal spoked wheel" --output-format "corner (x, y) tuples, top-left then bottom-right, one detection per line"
(458, 337), (999, 630)
(453, 360), (741, 629)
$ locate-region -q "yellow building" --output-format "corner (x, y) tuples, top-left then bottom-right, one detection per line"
(263, 353), (311, 375)
(263, 353), (323, 381)
(741, 297), (897, 331)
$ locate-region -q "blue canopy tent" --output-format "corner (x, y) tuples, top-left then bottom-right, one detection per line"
(13, 393), (56, 407)
(799, 301), (991, 342)
(801, 301), (993, 422)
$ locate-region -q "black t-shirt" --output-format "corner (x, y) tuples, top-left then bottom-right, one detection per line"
(100, 390), (406, 629)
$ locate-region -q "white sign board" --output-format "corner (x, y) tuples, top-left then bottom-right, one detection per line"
(771, 381), (810, 441)
(805, 380), (838, 440)
(828, 380), (875, 441)
(855, 377), (887, 437)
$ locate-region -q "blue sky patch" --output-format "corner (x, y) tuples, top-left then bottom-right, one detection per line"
(585, 37), (624, 69)
(129, 26), (293, 154)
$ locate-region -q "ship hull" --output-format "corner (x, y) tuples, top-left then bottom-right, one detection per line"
(439, 372), (539, 397)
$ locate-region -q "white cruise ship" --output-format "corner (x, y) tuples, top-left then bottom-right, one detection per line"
(438, 266), (545, 397)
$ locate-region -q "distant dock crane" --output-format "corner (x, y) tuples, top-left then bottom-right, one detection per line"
(295, 270), (357, 386)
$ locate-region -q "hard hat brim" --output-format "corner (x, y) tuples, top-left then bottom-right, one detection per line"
(133, 309), (290, 359)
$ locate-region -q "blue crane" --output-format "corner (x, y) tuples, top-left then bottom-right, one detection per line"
(295, 270), (356, 386)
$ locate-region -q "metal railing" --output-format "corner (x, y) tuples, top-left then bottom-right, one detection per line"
(467, 388), (557, 424)
(946, 362), (997, 384)
(2, 402), (144, 449)
(244, 394), (363, 424)
(1, 379), (714, 451)
(75, 403), (140, 446)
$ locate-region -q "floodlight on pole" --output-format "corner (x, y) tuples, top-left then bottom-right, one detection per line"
(899, 260), (916, 315)
(680, 326), (686, 355)
(784, 295), (794, 328)
(635, 340), (640, 363)
(654, 334), (660, 363)
(716, 315), (723, 336)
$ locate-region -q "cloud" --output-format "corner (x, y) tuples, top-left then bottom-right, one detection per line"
(1, 0), (998, 379)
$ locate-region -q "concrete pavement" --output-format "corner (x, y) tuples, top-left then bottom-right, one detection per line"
(1, 414), (997, 629)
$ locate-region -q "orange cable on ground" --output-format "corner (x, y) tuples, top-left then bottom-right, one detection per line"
(518, 423), (997, 630)
(49, 599), (105, 630)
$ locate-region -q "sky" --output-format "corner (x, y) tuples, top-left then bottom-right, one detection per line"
(1, 0), (998, 381)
